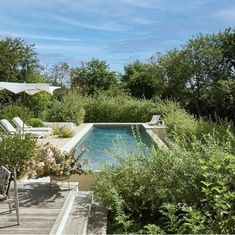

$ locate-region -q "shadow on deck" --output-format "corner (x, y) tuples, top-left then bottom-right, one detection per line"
(0, 182), (71, 234)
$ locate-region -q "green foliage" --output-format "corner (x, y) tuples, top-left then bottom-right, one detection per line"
(53, 126), (74, 138)
(0, 104), (33, 122)
(150, 50), (190, 103)
(0, 37), (39, 83)
(0, 134), (37, 175)
(28, 118), (44, 127)
(161, 154), (235, 234)
(139, 224), (165, 234)
(122, 60), (162, 99)
(84, 93), (158, 122)
(153, 99), (198, 139)
(94, 127), (234, 233)
(24, 73), (52, 117)
(71, 58), (117, 95)
(46, 91), (85, 125)
(94, 146), (196, 232)
(121, 29), (235, 122)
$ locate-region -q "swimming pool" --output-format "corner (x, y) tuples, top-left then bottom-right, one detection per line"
(75, 124), (155, 170)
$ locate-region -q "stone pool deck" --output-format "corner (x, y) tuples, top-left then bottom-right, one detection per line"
(37, 123), (88, 150)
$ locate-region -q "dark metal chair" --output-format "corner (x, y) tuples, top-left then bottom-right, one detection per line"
(0, 166), (20, 225)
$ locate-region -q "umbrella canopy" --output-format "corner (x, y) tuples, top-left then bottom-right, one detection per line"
(0, 82), (60, 95)
(0, 82), (61, 134)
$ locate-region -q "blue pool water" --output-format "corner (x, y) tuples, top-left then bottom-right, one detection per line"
(75, 125), (155, 170)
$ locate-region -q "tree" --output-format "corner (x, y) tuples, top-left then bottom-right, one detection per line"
(23, 73), (52, 118)
(184, 31), (235, 118)
(122, 60), (162, 99)
(218, 28), (235, 74)
(71, 58), (117, 95)
(149, 50), (190, 103)
(43, 62), (71, 86)
(0, 37), (39, 82)
(0, 37), (41, 106)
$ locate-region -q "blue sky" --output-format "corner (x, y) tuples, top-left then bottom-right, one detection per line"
(0, 0), (234, 72)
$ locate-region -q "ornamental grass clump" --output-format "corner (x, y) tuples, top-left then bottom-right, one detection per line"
(53, 125), (74, 138)
(27, 145), (85, 178)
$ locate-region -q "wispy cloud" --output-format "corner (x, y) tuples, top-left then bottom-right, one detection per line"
(36, 44), (101, 54)
(0, 31), (81, 42)
(215, 7), (235, 23)
(46, 14), (126, 32)
(0, 0), (233, 71)
(116, 0), (155, 8)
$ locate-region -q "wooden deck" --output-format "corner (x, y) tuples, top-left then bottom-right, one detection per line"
(0, 182), (71, 234)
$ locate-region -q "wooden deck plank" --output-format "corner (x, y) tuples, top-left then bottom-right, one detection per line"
(0, 182), (71, 234)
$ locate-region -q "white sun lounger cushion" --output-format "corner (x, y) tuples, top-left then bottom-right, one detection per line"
(0, 119), (45, 138)
(12, 117), (52, 133)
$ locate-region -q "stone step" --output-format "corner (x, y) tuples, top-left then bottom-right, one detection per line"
(62, 192), (93, 235)
(49, 188), (76, 235)
(87, 202), (107, 235)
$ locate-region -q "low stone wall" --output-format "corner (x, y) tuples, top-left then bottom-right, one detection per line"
(70, 172), (100, 191)
(44, 122), (76, 130)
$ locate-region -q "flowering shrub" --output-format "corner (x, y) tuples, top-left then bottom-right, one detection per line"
(27, 145), (86, 178)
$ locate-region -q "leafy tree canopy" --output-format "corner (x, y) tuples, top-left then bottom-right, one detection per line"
(71, 58), (117, 95)
(122, 60), (162, 99)
(0, 37), (40, 82)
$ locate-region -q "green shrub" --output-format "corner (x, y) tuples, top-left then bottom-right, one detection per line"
(53, 125), (74, 138)
(0, 134), (37, 176)
(0, 104), (33, 122)
(155, 100), (198, 139)
(161, 154), (235, 234)
(94, 131), (234, 233)
(84, 93), (157, 122)
(28, 118), (44, 127)
(46, 91), (85, 125)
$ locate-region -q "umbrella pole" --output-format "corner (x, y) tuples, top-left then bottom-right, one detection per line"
(22, 92), (25, 135)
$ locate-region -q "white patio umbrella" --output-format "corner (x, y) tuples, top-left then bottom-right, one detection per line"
(0, 82), (60, 95)
(0, 82), (60, 133)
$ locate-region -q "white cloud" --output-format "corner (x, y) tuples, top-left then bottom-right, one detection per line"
(44, 14), (126, 32)
(0, 31), (81, 42)
(116, 0), (155, 8)
(36, 44), (101, 54)
(215, 7), (235, 22)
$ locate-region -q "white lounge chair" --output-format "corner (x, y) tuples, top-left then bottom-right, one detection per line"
(0, 119), (46, 139)
(12, 117), (53, 134)
(147, 115), (161, 125)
